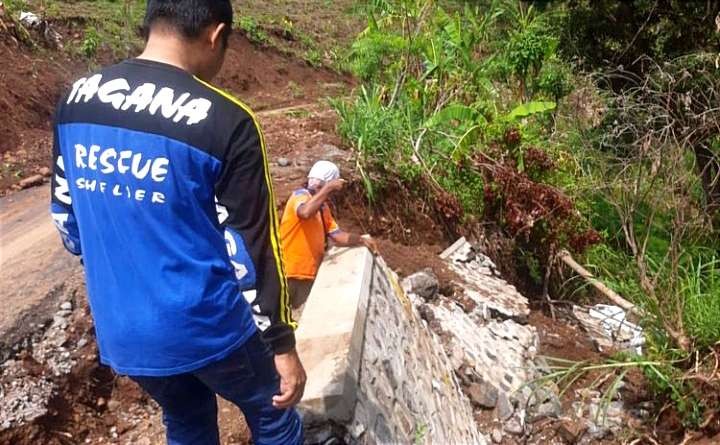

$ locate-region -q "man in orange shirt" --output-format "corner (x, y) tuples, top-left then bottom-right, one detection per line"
(279, 161), (377, 311)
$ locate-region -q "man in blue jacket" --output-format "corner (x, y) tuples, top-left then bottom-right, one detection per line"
(50, 1), (304, 443)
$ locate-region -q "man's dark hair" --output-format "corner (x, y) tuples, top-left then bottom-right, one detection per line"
(144, 0), (233, 46)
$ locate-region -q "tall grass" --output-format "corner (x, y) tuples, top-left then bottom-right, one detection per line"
(681, 257), (720, 349)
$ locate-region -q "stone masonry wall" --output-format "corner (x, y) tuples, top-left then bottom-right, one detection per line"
(347, 257), (486, 445)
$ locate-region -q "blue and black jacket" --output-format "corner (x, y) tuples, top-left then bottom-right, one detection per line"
(50, 59), (295, 376)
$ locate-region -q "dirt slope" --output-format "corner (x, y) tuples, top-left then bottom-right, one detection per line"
(0, 185), (82, 354)
(0, 29), (346, 196)
(216, 34), (348, 110)
(0, 38), (80, 193)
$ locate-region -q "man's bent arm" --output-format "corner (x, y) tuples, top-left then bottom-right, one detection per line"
(216, 116), (296, 354)
(296, 185), (335, 219)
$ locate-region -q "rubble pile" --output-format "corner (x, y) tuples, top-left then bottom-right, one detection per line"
(403, 238), (645, 444)
(0, 299), (79, 430)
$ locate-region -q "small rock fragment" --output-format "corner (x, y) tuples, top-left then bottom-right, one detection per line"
(467, 382), (498, 409)
(18, 174), (44, 189)
(496, 392), (514, 420)
(557, 418), (587, 443)
(277, 157), (290, 167)
(401, 269), (439, 301)
(107, 399), (121, 411)
(320, 143), (343, 159)
(348, 420), (366, 439)
(531, 401), (561, 421)
(491, 428), (503, 444)
(39, 167), (52, 177)
(60, 301), (73, 311)
(504, 417), (524, 435)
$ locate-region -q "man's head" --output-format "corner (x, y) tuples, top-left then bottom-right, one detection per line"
(307, 161), (340, 191)
(143, 0), (233, 81)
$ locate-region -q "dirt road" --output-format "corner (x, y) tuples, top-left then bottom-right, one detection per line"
(0, 184), (81, 352)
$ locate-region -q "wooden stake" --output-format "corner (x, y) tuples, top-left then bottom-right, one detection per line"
(558, 250), (641, 316)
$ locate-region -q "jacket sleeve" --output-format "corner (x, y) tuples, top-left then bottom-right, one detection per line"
(50, 120), (82, 256)
(215, 115), (296, 354)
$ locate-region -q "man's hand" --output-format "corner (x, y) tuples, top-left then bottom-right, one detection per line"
(327, 178), (346, 192)
(272, 349), (307, 409)
(297, 178), (346, 219)
(361, 235), (379, 255)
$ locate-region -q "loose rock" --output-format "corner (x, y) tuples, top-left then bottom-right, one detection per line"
(467, 382), (498, 409)
(277, 157), (290, 167)
(18, 174), (44, 189)
(496, 392), (514, 420)
(401, 268), (439, 301)
(491, 428), (504, 444)
(557, 418), (587, 443)
(530, 401), (561, 421)
(107, 399), (121, 412)
(504, 417), (524, 435)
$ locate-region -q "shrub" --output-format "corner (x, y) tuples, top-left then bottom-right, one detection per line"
(82, 26), (100, 58)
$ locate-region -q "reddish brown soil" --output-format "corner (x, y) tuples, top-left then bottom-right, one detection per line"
(530, 311), (600, 363)
(0, 22), (69, 151)
(332, 180), (450, 244)
(0, 300), (150, 445)
(216, 34), (349, 111)
(0, 37), (80, 193)
(692, 433), (720, 445)
(0, 22), (346, 196)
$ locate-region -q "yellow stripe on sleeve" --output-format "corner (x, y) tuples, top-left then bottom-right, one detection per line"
(194, 76), (296, 329)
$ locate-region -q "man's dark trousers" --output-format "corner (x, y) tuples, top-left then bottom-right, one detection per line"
(131, 333), (303, 445)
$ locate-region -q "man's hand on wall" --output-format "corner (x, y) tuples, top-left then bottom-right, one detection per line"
(362, 235), (379, 255)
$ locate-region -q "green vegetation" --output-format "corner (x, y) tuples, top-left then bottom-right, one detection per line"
(81, 26), (100, 58)
(334, 0), (594, 260)
(50, 0), (145, 60)
(235, 15), (269, 45)
(6, 0), (363, 69)
(3, 0), (145, 60)
(559, 0), (720, 73)
(335, 0), (720, 430)
(232, 0), (363, 68)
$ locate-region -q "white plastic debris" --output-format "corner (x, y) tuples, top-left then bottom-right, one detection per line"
(17, 10), (64, 48)
(19, 11), (41, 27)
(573, 304), (645, 355)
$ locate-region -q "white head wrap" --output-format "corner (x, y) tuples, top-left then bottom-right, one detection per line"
(308, 160), (340, 182)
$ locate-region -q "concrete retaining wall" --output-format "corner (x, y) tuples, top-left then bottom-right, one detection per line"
(297, 247), (484, 444)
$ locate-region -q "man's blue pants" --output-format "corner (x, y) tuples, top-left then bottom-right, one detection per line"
(130, 333), (303, 445)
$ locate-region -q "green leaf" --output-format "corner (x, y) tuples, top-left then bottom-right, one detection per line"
(425, 104), (478, 128)
(451, 124), (484, 161)
(507, 101), (556, 120)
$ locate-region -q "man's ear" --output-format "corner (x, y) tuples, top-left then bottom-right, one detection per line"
(209, 23), (227, 50)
